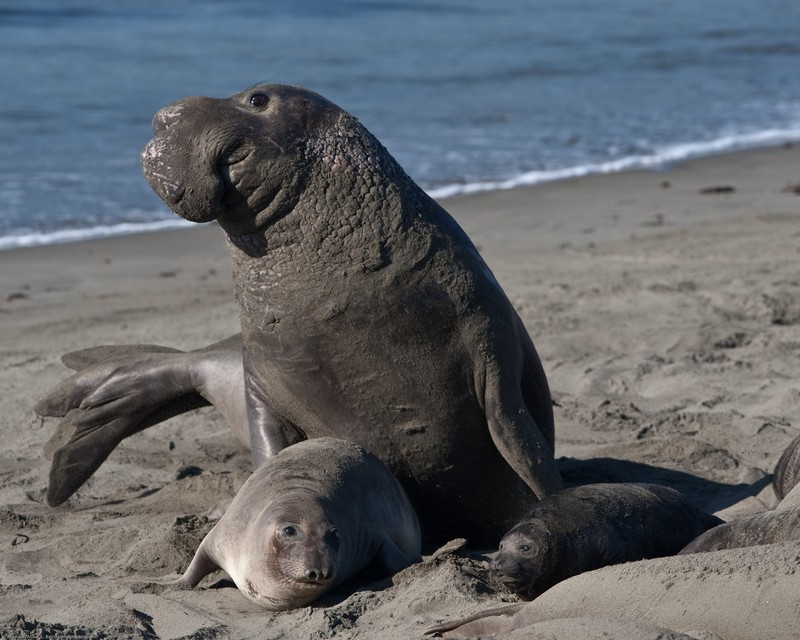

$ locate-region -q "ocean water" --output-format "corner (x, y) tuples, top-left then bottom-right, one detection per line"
(2, 0), (800, 249)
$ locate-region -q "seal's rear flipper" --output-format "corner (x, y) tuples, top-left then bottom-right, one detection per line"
(57, 334), (243, 372)
(424, 603), (525, 636)
(61, 344), (184, 371)
(44, 388), (212, 506)
(34, 345), (191, 418)
(36, 346), (240, 505)
(46, 409), (136, 506)
(35, 337), (242, 419)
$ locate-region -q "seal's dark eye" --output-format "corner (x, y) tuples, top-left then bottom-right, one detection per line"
(249, 93), (269, 107)
(519, 544), (531, 553)
(282, 525), (297, 537)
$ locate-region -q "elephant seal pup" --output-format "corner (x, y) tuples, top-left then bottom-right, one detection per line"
(772, 433), (800, 500)
(37, 83), (561, 545)
(491, 483), (722, 598)
(177, 437), (421, 610)
(426, 542), (799, 639)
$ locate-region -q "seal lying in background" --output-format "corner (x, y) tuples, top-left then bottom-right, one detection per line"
(680, 475), (800, 554)
(177, 438), (420, 610)
(772, 433), (800, 500)
(679, 506), (800, 554)
(491, 483), (721, 599)
(670, 435), (800, 555)
(34, 83), (561, 546)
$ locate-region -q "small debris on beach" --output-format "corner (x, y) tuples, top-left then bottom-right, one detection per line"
(781, 182), (800, 194)
(699, 185), (736, 194)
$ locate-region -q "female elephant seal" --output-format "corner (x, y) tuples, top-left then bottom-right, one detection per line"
(178, 437), (420, 610)
(35, 83), (561, 546)
(491, 483), (721, 599)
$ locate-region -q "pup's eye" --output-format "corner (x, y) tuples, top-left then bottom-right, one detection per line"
(519, 544), (531, 553)
(249, 93), (269, 107)
(281, 525), (297, 537)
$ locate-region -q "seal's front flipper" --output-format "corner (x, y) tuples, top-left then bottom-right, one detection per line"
(484, 399), (562, 500)
(483, 363), (562, 501)
(374, 535), (418, 576)
(177, 541), (222, 587)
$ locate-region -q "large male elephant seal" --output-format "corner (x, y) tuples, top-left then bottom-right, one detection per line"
(178, 437), (420, 610)
(35, 83), (561, 545)
(491, 483), (722, 599)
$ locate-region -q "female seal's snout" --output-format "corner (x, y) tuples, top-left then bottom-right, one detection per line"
(296, 544), (336, 584)
(302, 565), (332, 584)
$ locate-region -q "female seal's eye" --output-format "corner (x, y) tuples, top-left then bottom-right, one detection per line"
(520, 544), (531, 553)
(281, 525), (296, 537)
(249, 93), (269, 107)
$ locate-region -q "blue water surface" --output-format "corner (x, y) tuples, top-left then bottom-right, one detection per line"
(2, 0), (799, 247)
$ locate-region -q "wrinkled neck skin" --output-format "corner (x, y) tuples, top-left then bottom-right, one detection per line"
(223, 113), (437, 305)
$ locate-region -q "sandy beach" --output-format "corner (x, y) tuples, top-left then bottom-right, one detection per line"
(2, 144), (799, 638)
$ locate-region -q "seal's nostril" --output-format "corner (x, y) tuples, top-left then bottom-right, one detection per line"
(305, 569), (319, 581)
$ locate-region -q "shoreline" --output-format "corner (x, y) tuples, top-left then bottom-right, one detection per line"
(1, 142), (798, 255)
(1, 140), (799, 638)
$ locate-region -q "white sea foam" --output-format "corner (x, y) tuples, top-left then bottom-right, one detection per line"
(0, 217), (200, 251)
(427, 129), (800, 199)
(2, 130), (799, 252)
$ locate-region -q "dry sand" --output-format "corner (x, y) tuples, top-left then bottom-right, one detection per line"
(1, 144), (799, 638)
